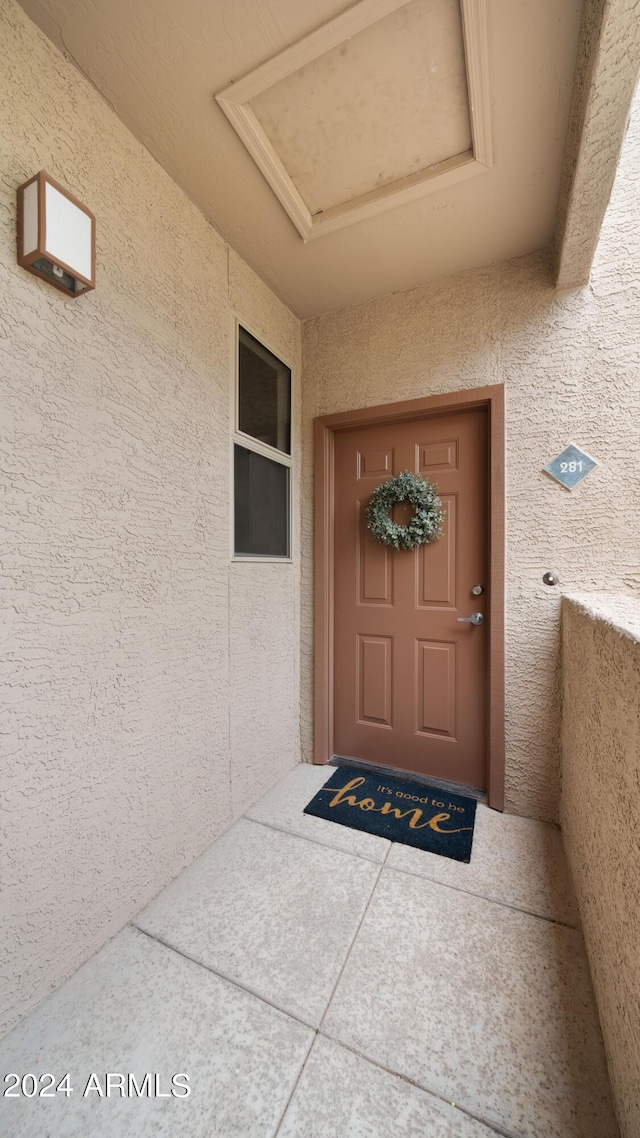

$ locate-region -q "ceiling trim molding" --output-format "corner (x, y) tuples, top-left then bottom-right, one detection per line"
(461, 0), (493, 167)
(216, 0), (493, 242)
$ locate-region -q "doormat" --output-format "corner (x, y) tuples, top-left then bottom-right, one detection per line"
(304, 767), (477, 862)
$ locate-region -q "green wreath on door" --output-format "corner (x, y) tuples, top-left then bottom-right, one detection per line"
(366, 470), (444, 551)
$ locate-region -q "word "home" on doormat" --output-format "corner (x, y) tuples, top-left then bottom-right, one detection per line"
(303, 767), (477, 862)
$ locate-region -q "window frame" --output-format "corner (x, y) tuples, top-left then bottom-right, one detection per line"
(230, 314), (294, 563)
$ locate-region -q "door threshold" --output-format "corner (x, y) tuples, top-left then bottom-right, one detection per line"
(329, 755), (488, 804)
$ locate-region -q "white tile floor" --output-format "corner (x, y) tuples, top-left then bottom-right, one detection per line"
(0, 764), (619, 1138)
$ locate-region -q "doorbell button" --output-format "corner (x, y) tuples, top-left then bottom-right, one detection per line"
(542, 571), (560, 586)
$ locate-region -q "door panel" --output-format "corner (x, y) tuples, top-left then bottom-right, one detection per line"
(416, 640), (457, 738)
(417, 438), (458, 472)
(418, 492), (457, 608)
(357, 501), (393, 604)
(333, 408), (488, 790)
(358, 448), (394, 477)
(357, 635), (393, 726)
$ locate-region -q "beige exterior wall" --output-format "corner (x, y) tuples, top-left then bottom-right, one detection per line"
(561, 594), (640, 1138)
(0, 0), (300, 1038)
(301, 83), (640, 822)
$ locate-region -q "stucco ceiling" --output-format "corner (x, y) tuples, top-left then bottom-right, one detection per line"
(18, 0), (583, 318)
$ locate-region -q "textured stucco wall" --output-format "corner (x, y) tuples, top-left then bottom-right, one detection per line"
(560, 594), (640, 1138)
(0, 0), (300, 1038)
(553, 0), (640, 288)
(301, 85), (640, 822)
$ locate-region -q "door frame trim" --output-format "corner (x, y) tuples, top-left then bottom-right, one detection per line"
(313, 384), (505, 811)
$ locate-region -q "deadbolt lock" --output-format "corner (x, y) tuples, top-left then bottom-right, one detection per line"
(471, 584), (484, 596)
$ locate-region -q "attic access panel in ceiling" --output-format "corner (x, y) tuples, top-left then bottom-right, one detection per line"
(216, 0), (492, 242)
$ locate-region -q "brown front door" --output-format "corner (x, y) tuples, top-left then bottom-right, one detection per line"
(333, 407), (488, 790)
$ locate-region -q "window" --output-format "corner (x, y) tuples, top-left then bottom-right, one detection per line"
(233, 325), (292, 559)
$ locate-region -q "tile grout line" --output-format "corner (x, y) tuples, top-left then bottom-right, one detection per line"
(244, 812), (578, 929)
(383, 862), (579, 929)
(271, 1032), (316, 1138)
(317, 1031), (526, 1138)
(131, 921), (323, 1136)
(129, 921), (518, 1138)
(130, 923), (317, 1031)
(273, 843), (394, 1134)
(127, 823), (567, 1138)
(244, 812), (390, 865)
(317, 841), (392, 1033)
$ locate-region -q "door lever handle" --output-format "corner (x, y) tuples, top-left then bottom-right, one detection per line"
(457, 612), (484, 626)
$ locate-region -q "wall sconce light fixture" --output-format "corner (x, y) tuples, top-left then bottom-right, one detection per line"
(17, 170), (95, 297)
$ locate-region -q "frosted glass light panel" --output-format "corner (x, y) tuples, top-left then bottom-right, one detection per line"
(234, 445), (290, 557)
(17, 170), (95, 297)
(238, 327), (291, 454)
